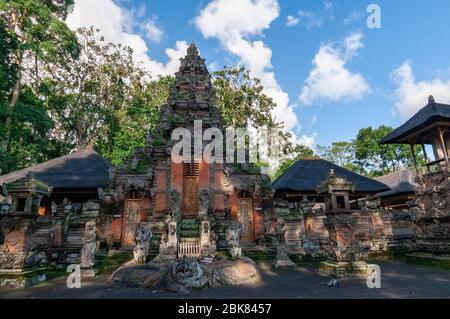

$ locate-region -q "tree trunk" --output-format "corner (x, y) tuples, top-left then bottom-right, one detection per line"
(1, 10), (23, 152)
(1, 66), (22, 152)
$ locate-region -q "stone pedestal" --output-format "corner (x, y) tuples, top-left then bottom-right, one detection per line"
(0, 267), (47, 289)
(351, 261), (369, 278)
(273, 242), (295, 268)
(80, 268), (99, 278)
(319, 261), (351, 278)
(273, 258), (295, 268)
(319, 260), (371, 278)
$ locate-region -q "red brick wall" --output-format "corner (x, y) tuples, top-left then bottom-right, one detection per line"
(171, 161), (183, 193)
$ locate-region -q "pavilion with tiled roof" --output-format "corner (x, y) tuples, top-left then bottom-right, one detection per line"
(381, 95), (450, 172)
(273, 158), (389, 204)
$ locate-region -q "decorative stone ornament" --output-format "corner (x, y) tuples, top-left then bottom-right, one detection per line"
(80, 221), (97, 269)
(133, 222), (152, 264)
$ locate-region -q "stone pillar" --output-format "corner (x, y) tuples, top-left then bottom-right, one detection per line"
(200, 220), (216, 258)
(159, 218), (177, 260)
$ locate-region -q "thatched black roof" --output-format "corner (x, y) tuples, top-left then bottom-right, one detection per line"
(374, 169), (418, 198)
(0, 149), (110, 188)
(381, 96), (450, 144)
(273, 159), (389, 194)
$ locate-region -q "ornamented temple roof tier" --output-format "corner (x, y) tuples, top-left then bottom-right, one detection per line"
(158, 42), (222, 136)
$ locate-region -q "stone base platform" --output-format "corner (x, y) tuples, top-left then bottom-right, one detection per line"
(81, 268), (99, 278)
(273, 258), (296, 268)
(319, 261), (374, 279)
(319, 261), (351, 278)
(0, 267), (47, 289)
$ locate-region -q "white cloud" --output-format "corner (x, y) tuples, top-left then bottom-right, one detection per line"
(142, 16), (164, 43)
(66, 0), (186, 77)
(391, 61), (450, 119)
(311, 115), (317, 126)
(208, 62), (220, 72)
(344, 32), (364, 56)
(291, 1), (333, 29)
(298, 10), (322, 29)
(296, 133), (317, 148)
(299, 32), (370, 105)
(344, 11), (364, 25)
(286, 15), (299, 27)
(194, 0), (299, 133)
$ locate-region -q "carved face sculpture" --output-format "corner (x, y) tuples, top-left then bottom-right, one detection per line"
(169, 223), (177, 235)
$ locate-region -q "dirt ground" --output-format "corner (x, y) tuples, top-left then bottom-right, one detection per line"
(0, 260), (449, 299)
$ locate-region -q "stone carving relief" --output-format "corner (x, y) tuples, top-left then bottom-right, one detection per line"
(198, 189), (209, 216)
(226, 222), (242, 259)
(133, 222), (153, 264)
(169, 190), (181, 221)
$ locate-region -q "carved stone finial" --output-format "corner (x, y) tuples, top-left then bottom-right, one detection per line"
(187, 41), (199, 56)
(328, 169), (336, 178)
(428, 95), (436, 104)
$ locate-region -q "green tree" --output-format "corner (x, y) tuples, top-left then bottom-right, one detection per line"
(0, 0), (78, 151)
(317, 141), (356, 171)
(213, 67), (276, 128)
(41, 27), (148, 150)
(0, 19), (17, 104)
(213, 66), (304, 176)
(4, 87), (65, 172)
(97, 76), (175, 165)
(0, 19), (19, 173)
(353, 125), (425, 176)
(273, 144), (315, 180)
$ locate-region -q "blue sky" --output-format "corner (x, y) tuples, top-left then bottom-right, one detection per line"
(67, 0), (450, 149)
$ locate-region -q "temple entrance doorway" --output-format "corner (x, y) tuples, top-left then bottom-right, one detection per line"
(181, 162), (199, 218)
(237, 191), (254, 242)
(122, 191), (143, 248)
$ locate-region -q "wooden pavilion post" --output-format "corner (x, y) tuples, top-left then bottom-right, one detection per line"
(422, 144), (430, 173)
(409, 143), (420, 175)
(437, 126), (449, 168)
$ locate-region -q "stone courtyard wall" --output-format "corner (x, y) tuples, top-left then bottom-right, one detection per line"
(0, 198), (101, 270)
(273, 198), (427, 259)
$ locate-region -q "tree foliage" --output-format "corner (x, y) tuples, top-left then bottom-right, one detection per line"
(0, 0), (78, 152)
(353, 126), (425, 176)
(317, 126), (426, 177)
(213, 67), (275, 128)
(317, 141), (357, 171)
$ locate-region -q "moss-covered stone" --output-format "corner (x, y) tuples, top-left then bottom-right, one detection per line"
(96, 252), (133, 274)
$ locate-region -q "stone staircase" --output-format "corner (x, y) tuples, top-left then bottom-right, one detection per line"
(179, 218), (200, 239)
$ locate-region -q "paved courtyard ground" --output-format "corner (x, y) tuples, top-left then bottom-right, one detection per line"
(0, 260), (449, 299)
